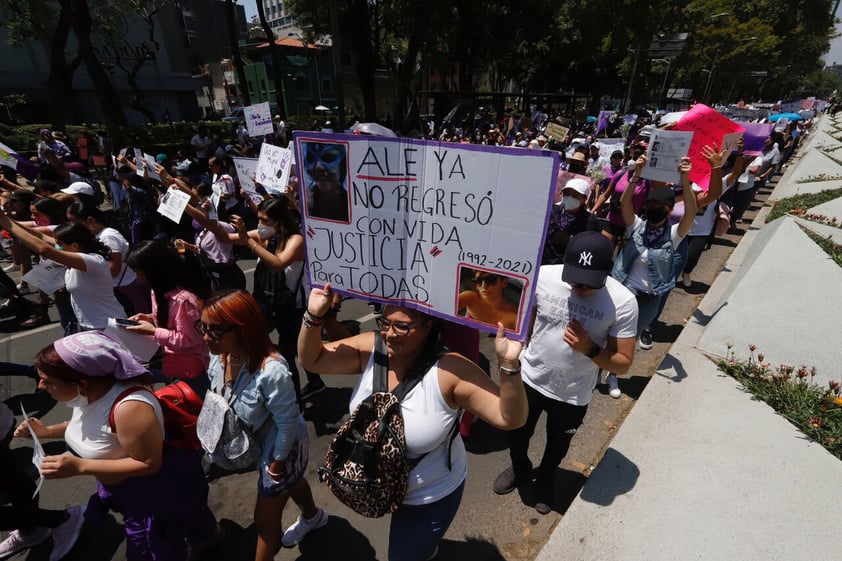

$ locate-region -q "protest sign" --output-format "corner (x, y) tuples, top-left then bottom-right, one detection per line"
(22, 260), (66, 295)
(255, 143), (293, 193)
(244, 102), (274, 137)
(546, 122), (569, 141)
(774, 117), (789, 133)
(133, 148), (145, 174)
(640, 129), (693, 184)
(144, 153), (161, 181)
(292, 132), (560, 341)
(233, 157), (259, 193)
(742, 123), (775, 156)
(157, 188), (191, 223)
(674, 104), (744, 191)
(21, 406), (45, 498)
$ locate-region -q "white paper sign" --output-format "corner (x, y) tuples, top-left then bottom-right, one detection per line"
(133, 148), (144, 172)
(119, 148), (128, 159)
(156, 188), (191, 223)
(774, 117), (789, 133)
(293, 132), (560, 341)
(144, 153), (161, 181)
(721, 131), (744, 158)
(232, 157), (259, 193)
(104, 318), (160, 362)
(22, 259), (66, 295)
(243, 102), (274, 137)
(255, 143), (293, 193)
(641, 129), (694, 184)
(21, 405), (45, 498)
(597, 138), (626, 160)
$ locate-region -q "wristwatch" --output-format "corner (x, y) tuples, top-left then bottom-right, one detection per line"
(586, 343), (601, 359)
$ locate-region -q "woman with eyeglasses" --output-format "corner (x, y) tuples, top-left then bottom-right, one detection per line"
(457, 271), (519, 330)
(298, 284), (527, 561)
(124, 240), (212, 395)
(199, 289), (326, 561)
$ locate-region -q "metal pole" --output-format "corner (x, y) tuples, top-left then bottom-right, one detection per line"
(329, 0), (345, 130)
(623, 46), (641, 113)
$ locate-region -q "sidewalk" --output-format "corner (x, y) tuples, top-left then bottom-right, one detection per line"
(536, 115), (842, 561)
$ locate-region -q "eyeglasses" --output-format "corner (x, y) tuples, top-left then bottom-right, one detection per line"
(472, 275), (499, 287)
(194, 320), (237, 340)
(375, 317), (418, 336)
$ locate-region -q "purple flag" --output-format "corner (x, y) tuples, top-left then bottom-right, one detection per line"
(595, 110), (608, 136)
(741, 123), (774, 156)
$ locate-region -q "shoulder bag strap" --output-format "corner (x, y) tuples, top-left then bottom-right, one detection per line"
(372, 330), (389, 393)
(108, 386), (154, 433)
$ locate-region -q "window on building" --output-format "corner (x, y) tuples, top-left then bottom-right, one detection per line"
(248, 81), (254, 95)
(321, 77), (333, 94)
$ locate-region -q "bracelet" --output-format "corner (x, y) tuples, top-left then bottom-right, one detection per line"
(248, 239), (258, 252)
(302, 310), (325, 328)
(499, 364), (521, 376)
(710, 165), (722, 169)
(267, 469), (282, 477)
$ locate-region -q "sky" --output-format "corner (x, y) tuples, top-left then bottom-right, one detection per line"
(825, 20), (842, 66)
(240, 1), (258, 23)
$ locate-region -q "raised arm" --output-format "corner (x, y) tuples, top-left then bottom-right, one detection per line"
(696, 144), (729, 207)
(676, 157), (697, 238)
(0, 211), (89, 271)
(620, 155), (646, 227)
(298, 283), (368, 375)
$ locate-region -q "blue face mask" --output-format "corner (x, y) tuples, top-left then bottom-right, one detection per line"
(54, 243), (63, 251)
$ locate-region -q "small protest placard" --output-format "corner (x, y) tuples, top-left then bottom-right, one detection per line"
(292, 132), (560, 341)
(22, 259), (66, 295)
(243, 102), (274, 137)
(255, 143), (293, 193)
(674, 104), (745, 190)
(157, 188), (191, 223)
(545, 122), (569, 141)
(641, 129), (694, 184)
(21, 405), (45, 498)
(144, 153), (161, 181)
(233, 157), (259, 193)
(742, 123), (775, 155)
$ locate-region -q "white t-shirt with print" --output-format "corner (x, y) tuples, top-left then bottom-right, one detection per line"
(521, 265), (638, 405)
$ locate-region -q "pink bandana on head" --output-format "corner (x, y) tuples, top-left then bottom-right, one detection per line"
(53, 332), (148, 380)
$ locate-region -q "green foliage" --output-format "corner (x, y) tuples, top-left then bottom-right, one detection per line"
(718, 346), (842, 461)
(767, 188), (842, 222)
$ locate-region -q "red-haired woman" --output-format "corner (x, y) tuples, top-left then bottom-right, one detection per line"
(198, 289), (325, 561)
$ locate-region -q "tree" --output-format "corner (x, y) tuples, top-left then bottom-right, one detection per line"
(255, 0), (288, 118)
(226, 0), (250, 107)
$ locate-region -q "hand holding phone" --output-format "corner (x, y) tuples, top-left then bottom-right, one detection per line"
(115, 318), (140, 328)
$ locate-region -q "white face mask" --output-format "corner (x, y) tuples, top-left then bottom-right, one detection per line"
(256, 224), (276, 240)
(562, 195), (581, 211)
(64, 386), (88, 408)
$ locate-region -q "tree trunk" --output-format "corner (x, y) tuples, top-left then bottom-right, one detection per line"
(393, 0), (427, 133)
(69, 0), (126, 146)
(348, 0), (376, 121)
(45, 0), (79, 130)
(256, 0), (287, 118)
(225, 0), (250, 106)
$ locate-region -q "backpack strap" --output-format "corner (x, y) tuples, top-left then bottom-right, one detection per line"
(108, 386), (155, 433)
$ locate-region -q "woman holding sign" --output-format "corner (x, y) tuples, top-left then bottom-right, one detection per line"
(298, 285), (527, 561)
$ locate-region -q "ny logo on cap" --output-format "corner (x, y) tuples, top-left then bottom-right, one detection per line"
(579, 251), (593, 267)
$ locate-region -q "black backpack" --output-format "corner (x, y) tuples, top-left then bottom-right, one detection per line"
(318, 332), (457, 518)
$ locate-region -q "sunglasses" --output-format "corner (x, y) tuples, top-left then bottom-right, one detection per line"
(375, 317), (418, 337)
(194, 320), (237, 340)
(472, 275), (499, 287)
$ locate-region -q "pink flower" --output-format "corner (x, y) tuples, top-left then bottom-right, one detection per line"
(757, 353), (765, 362)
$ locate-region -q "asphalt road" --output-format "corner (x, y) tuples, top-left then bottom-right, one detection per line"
(0, 172), (777, 561)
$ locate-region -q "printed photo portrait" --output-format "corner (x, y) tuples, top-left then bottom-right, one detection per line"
(301, 141), (351, 223)
(456, 266), (524, 330)
(651, 141), (661, 152)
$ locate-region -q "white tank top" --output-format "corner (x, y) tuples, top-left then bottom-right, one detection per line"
(348, 350), (467, 505)
(65, 382), (164, 460)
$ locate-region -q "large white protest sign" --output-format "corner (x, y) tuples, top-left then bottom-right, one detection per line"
(157, 187), (191, 223)
(232, 157), (259, 193)
(641, 129), (694, 184)
(243, 102), (274, 137)
(596, 138), (625, 160)
(293, 132), (560, 341)
(255, 143), (293, 193)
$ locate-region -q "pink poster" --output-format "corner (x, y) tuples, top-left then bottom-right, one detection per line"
(674, 104), (745, 191)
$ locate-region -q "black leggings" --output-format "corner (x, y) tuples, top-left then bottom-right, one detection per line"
(0, 437), (65, 531)
(682, 234), (711, 275)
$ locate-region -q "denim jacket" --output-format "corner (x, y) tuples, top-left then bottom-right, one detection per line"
(207, 353), (305, 461)
(612, 219), (675, 295)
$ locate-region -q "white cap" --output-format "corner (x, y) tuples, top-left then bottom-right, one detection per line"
(591, 141), (601, 150)
(61, 182), (95, 196)
(564, 177), (591, 197)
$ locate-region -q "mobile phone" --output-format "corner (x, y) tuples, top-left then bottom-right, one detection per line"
(115, 318), (140, 327)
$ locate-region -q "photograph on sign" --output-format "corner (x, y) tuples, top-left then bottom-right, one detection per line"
(299, 141), (352, 223)
(292, 132), (559, 341)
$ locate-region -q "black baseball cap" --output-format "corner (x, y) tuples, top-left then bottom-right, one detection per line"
(646, 187), (675, 207)
(562, 231), (614, 289)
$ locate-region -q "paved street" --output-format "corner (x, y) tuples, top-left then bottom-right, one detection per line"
(0, 173), (777, 561)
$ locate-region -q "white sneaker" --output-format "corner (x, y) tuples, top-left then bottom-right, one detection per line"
(15, 282), (31, 296)
(607, 374), (621, 399)
(0, 527), (51, 558)
(2, 263), (19, 273)
(281, 508), (328, 548)
(681, 273), (692, 288)
(49, 505), (86, 561)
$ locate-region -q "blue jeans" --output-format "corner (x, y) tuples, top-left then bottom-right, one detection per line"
(635, 291), (663, 336)
(388, 481), (465, 561)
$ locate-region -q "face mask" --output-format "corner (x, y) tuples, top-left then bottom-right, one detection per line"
(54, 243), (63, 251)
(34, 216), (50, 227)
(257, 224), (276, 240)
(645, 206), (669, 223)
(64, 386), (88, 408)
(562, 196), (581, 211)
